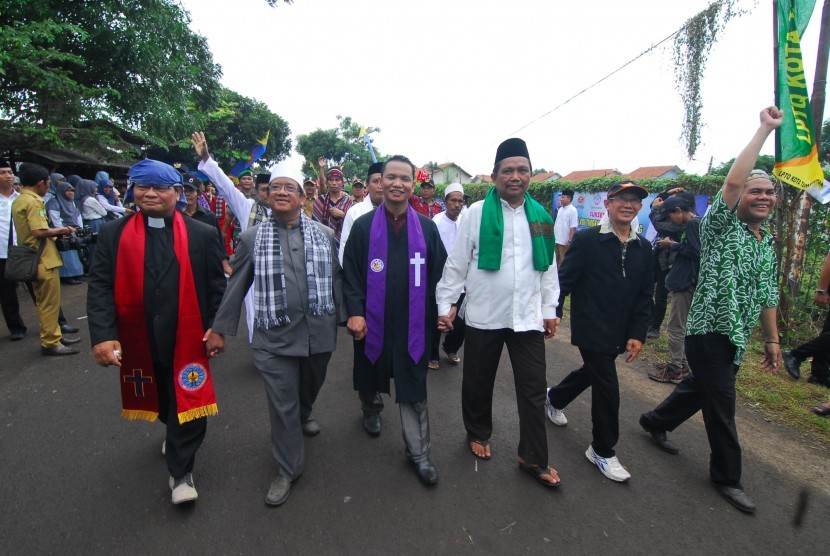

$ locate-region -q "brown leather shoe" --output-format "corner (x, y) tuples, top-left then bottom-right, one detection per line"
(41, 344), (80, 356)
(60, 336), (82, 346)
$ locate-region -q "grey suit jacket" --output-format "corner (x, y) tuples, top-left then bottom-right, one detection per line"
(211, 217), (345, 357)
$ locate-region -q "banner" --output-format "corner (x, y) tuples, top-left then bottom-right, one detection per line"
(229, 131), (270, 178)
(773, 0), (822, 190)
(552, 191), (710, 242)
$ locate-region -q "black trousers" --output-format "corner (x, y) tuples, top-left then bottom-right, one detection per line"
(298, 352), (331, 423)
(642, 333), (742, 488)
(651, 264), (670, 330)
(0, 259), (26, 335)
(791, 310), (830, 382)
(462, 326), (548, 468)
(430, 315), (466, 360)
(359, 390), (384, 415)
(156, 364), (207, 479)
(548, 347), (620, 458)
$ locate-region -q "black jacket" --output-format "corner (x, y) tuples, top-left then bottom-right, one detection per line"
(665, 217), (701, 293)
(558, 225), (654, 354)
(87, 214), (226, 366)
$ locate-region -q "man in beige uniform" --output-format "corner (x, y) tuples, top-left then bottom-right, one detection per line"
(12, 163), (80, 355)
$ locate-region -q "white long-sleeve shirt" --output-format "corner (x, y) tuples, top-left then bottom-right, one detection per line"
(198, 156), (268, 232)
(97, 195), (126, 216)
(432, 211), (464, 254)
(436, 198), (559, 332)
(338, 197), (377, 265)
(82, 197), (108, 221)
(0, 189), (19, 258)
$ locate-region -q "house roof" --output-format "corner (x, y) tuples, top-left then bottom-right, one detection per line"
(530, 171), (561, 182)
(436, 162), (472, 178)
(473, 174), (492, 183)
(558, 169), (621, 182)
(624, 165), (682, 180)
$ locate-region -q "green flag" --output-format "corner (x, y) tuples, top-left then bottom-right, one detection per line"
(773, 0), (823, 190)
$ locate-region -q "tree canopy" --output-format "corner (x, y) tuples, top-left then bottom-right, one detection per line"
(296, 116), (381, 181)
(708, 154), (776, 176)
(147, 87), (292, 173)
(0, 0), (221, 154)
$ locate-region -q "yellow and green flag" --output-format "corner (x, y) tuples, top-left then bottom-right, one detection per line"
(773, 0), (823, 190)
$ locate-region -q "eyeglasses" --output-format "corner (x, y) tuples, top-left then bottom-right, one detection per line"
(611, 196), (642, 205)
(133, 183), (178, 192)
(268, 183), (299, 193)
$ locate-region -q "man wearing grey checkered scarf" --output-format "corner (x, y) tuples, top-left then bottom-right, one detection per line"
(207, 162), (346, 507)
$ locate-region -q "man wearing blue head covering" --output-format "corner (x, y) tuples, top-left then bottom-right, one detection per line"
(87, 158), (227, 505)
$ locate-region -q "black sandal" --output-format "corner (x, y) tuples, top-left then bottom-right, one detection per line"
(813, 403), (830, 416)
(466, 434), (491, 460)
(518, 460), (561, 488)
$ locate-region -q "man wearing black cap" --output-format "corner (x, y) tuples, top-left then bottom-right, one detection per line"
(350, 180), (366, 203)
(546, 180), (654, 483)
(437, 138), (561, 488)
(554, 189), (578, 265)
(411, 179), (444, 219)
(339, 161), (386, 436)
(649, 196), (699, 384)
(0, 158), (27, 341)
(181, 173), (233, 276)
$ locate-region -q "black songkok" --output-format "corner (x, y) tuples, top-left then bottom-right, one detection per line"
(494, 138), (531, 167)
(366, 162), (383, 182)
(256, 173), (271, 185)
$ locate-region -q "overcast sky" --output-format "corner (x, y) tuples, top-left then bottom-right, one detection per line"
(180, 0), (827, 178)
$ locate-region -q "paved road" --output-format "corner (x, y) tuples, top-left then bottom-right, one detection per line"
(0, 283), (827, 554)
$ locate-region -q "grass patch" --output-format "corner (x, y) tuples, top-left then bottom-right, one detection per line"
(640, 329), (830, 448)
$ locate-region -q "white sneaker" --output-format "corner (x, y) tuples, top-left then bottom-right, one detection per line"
(585, 445), (630, 482)
(545, 389), (568, 426)
(169, 473), (198, 504)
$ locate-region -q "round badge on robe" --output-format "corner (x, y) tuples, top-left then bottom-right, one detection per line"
(370, 258), (384, 272)
(178, 363), (208, 391)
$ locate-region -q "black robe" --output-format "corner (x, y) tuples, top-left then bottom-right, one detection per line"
(343, 207), (447, 403)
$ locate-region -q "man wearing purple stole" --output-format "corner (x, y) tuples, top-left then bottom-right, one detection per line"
(342, 155), (447, 486)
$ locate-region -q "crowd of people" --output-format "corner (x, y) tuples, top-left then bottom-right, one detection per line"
(2, 106), (827, 515)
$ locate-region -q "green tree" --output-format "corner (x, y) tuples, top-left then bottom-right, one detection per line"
(532, 168), (549, 176)
(820, 119), (830, 165)
(147, 87), (292, 173)
(0, 0), (221, 152)
(296, 116), (381, 181)
(708, 154), (776, 176)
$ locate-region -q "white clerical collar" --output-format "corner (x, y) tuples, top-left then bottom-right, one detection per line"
(147, 217), (165, 229)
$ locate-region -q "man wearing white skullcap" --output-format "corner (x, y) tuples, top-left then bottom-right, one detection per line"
(207, 163), (346, 507)
(429, 183), (467, 368)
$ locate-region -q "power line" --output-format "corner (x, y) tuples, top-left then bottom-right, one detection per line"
(505, 29), (681, 138)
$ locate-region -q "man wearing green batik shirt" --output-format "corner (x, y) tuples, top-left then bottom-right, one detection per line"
(640, 107), (783, 515)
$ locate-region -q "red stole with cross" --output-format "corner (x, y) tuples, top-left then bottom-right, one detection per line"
(114, 212), (218, 424)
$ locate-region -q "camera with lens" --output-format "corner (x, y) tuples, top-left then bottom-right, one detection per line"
(55, 227), (98, 251)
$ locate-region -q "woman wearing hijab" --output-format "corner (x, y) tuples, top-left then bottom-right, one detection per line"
(46, 173), (66, 204)
(46, 182), (85, 284)
(96, 178), (128, 220)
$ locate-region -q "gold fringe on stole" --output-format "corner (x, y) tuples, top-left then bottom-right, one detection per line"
(177, 403), (219, 424)
(121, 409), (158, 422)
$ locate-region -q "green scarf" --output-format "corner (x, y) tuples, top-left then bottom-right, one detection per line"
(478, 186), (555, 271)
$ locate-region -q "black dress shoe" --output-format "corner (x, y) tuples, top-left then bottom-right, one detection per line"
(808, 374), (830, 388)
(411, 458), (438, 486)
(639, 415), (680, 454)
(60, 336), (82, 346)
(41, 345), (80, 356)
(714, 484), (756, 514)
(9, 330), (25, 341)
(60, 324), (80, 334)
(362, 413), (381, 437)
(782, 351), (801, 380)
(62, 278), (84, 285)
